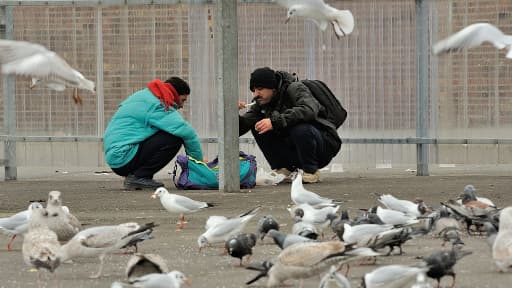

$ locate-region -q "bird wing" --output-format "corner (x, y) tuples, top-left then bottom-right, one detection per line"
(0, 39), (87, 87)
(433, 23), (512, 55)
(173, 194), (207, 212)
(77, 225), (133, 249)
(0, 210), (30, 231)
(278, 241), (344, 267)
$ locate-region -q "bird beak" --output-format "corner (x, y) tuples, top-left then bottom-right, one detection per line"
(285, 16), (290, 24)
(184, 278), (192, 286)
(150, 193), (157, 199)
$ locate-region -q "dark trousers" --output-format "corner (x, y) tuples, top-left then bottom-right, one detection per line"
(252, 123), (337, 174)
(112, 131), (183, 178)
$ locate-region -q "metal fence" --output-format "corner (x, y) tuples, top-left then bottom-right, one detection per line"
(1, 0), (512, 179)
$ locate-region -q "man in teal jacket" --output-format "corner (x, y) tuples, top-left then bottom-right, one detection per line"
(104, 77), (203, 190)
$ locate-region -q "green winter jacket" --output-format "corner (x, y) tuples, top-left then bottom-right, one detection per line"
(104, 88), (203, 168)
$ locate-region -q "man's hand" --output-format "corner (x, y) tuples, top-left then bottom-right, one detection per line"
(255, 118), (273, 134)
(238, 101), (247, 110)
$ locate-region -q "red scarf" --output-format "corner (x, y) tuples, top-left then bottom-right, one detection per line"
(147, 79), (181, 111)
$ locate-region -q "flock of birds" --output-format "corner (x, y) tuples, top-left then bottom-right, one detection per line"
(1, 170), (511, 288)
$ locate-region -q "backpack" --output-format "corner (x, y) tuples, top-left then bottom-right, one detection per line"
(300, 79), (348, 129)
(172, 151), (257, 190)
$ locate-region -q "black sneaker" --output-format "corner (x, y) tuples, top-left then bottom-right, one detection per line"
(124, 175), (164, 190)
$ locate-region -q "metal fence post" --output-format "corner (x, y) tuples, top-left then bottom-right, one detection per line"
(2, 5), (16, 180)
(215, 0), (240, 192)
(416, 0), (429, 176)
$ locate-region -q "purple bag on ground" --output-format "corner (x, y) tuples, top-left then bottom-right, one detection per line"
(172, 151), (257, 190)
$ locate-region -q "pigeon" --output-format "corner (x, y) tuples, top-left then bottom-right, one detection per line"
(432, 23), (512, 59)
(423, 247), (472, 287)
(362, 227), (414, 256)
(197, 206), (260, 251)
(267, 229), (315, 249)
(225, 233), (257, 266)
(437, 227), (464, 247)
(377, 194), (428, 217)
(432, 206), (461, 237)
(246, 241), (378, 287)
(291, 170), (340, 207)
(275, 0), (355, 39)
(58, 222), (157, 278)
(22, 204), (61, 275)
(319, 265), (352, 288)
(129, 271), (192, 288)
(257, 215), (280, 240)
(44, 190), (81, 241)
(126, 253), (169, 281)
(362, 265), (429, 288)
(152, 187), (214, 231)
(0, 202), (43, 251)
(492, 206), (512, 272)
(0, 39), (95, 104)
(330, 210), (351, 240)
(459, 185), (495, 207)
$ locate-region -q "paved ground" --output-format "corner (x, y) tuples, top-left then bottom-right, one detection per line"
(0, 170), (511, 288)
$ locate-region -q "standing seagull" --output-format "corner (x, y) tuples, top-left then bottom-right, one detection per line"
(432, 23), (512, 58)
(291, 170), (340, 207)
(276, 0), (355, 39)
(0, 202), (43, 251)
(0, 39), (95, 104)
(151, 187), (214, 231)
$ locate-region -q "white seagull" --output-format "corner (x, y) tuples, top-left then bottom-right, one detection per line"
(0, 202), (43, 251)
(276, 0), (355, 39)
(493, 206), (512, 272)
(0, 39), (95, 104)
(433, 23), (512, 59)
(152, 187), (214, 231)
(291, 170), (340, 207)
(363, 265), (429, 288)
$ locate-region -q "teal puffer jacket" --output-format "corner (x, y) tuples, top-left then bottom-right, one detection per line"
(104, 88), (203, 168)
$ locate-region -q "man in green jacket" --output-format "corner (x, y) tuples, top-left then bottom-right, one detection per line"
(239, 67), (341, 184)
(104, 77), (203, 190)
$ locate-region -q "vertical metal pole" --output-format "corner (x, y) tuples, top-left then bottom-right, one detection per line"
(416, 0), (429, 176)
(215, 0), (239, 192)
(2, 6), (16, 180)
(96, 6), (104, 138)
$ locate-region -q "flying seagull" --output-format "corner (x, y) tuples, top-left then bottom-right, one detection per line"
(433, 23), (512, 58)
(0, 39), (95, 104)
(276, 0), (355, 39)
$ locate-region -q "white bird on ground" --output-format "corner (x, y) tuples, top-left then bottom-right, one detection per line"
(58, 222), (156, 278)
(342, 223), (393, 245)
(362, 265), (429, 288)
(433, 23), (512, 59)
(45, 190), (81, 241)
(22, 204), (61, 276)
(0, 202), (43, 251)
(376, 206), (419, 226)
(291, 170), (340, 207)
(197, 206), (260, 251)
(151, 187), (214, 231)
(493, 206), (512, 272)
(111, 271), (191, 288)
(377, 194), (427, 217)
(276, 0), (355, 39)
(0, 39), (95, 104)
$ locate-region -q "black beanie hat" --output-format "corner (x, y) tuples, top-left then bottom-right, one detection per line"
(165, 77), (191, 95)
(249, 67), (277, 92)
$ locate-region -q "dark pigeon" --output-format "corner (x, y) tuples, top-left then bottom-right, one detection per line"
(266, 229), (314, 249)
(257, 215), (279, 240)
(423, 246), (472, 287)
(225, 233), (257, 266)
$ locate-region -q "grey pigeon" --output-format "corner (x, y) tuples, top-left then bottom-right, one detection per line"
(330, 210), (351, 240)
(267, 229), (314, 249)
(225, 233), (257, 266)
(126, 253), (169, 282)
(363, 227), (413, 256)
(437, 227), (464, 247)
(257, 215), (279, 240)
(423, 247), (472, 287)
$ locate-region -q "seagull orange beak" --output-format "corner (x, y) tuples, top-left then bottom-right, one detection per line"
(150, 193), (157, 199)
(184, 278), (192, 286)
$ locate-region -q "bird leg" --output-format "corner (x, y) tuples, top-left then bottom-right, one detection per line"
(72, 88), (83, 105)
(176, 214), (185, 231)
(89, 254), (106, 279)
(449, 273), (456, 288)
(7, 235), (17, 251)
